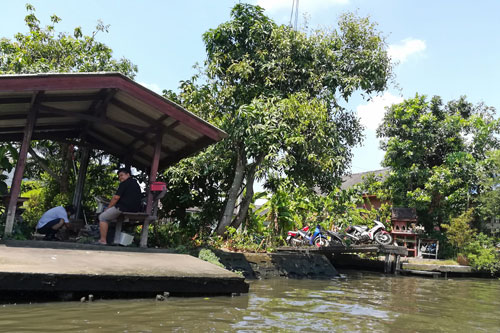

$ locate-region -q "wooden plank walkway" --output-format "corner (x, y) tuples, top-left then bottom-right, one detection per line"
(0, 243), (248, 301)
(277, 244), (408, 256)
(277, 244), (408, 274)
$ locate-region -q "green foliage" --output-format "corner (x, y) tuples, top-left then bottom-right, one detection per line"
(159, 144), (231, 232)
(0, 211), (30, 240)
(477, 150), (500, 226)
(0, 4), (137, 77)
(18, 181), (44, 231)
(147, 222), (191, 249)
(441, 209), (477, 254)
(378, 95), (500, 230)
(463, 233), (500, 275)
(198, 248), (225, 268)
(223, 226), (270, 252)
(203, 4), (392, 105)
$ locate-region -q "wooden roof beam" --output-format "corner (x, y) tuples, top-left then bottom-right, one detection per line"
(0, 131), (80, 141)
(38, 104), (150, 133)
(0, 93), (101, 105)
(0, 124), (81, 134)
(87, 127), (152, 164)
(80, 88), (118, 140)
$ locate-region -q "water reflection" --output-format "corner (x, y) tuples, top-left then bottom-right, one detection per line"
(1, 271), (499, 332)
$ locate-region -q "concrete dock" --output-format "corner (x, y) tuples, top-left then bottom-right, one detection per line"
(0, 243), (248, 301)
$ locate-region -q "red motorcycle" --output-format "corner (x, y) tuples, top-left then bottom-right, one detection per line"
(286, 226), (311, 247)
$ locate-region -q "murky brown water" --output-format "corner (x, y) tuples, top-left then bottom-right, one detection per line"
(1, 271), (499, 332)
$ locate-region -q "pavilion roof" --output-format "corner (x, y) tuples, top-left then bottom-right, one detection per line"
(0, 73), (226, 170)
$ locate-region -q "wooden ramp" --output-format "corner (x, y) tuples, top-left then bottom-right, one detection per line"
(0, 244), (248, 300)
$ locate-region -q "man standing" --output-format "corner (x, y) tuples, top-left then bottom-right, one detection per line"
(97, 168), (142, 245)
(36, 205), (75, 240)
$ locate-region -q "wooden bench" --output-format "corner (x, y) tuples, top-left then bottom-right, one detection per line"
(97, 187), (166, 247)
(112, 212), (155, 245)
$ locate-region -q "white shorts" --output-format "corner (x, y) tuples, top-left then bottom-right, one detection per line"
(99, 206), (122, 223)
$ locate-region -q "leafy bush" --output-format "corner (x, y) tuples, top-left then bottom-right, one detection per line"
(0, 211), (30, 240)
(223, 226), (271, 252)
(19, 181), (44, 231)
(463, 233), (500, 275)
(146, 221), (199, 249)
(441, 209), (476, 254)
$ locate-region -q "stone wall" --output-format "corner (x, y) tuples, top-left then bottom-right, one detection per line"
(215, 251), (339, 279)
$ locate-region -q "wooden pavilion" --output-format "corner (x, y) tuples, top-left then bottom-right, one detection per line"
(0, 73), (226, 247)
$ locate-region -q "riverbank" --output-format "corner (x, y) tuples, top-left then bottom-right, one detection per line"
(214, 250), (484, 279)
(0, 239), (493, 304)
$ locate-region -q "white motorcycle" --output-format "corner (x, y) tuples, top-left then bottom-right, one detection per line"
(344, 220), (393, 245)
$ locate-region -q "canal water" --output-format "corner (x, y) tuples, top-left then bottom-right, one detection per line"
(1, 271), (499, 332)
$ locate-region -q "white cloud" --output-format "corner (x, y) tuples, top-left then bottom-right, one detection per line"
(357, 92), (404, 130)
(388, 38), (426, 63)
(256, 0), (349, 13)
(138, 81), (163, 95)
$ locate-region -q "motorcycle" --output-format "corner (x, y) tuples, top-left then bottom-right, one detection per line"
(286, 225), (330, 247)
(319, 226), (345, 246)
(286, 225), (311, 247)
(344, 220), (393, 245)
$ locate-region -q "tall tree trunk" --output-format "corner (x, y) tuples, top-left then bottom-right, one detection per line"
(216, 149), (246, 235)
(231, 156), (263, 230)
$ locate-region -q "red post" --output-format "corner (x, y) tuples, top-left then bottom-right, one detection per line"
(5, 94), (39, 235)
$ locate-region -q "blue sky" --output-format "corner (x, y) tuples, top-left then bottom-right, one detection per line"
(2, 0), (499, 174)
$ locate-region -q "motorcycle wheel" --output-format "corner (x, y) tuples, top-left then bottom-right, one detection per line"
(314, 237), (330, 248)
(289, 238), (303, 247)
(374, 232), (393, 245)
(330, 237), (345, 246)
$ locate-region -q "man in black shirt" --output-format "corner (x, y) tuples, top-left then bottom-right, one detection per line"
(97, 168), (141, 245)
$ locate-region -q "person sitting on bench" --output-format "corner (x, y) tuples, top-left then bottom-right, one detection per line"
(36, 205), (75, 241)
(97, 167), (141, 245)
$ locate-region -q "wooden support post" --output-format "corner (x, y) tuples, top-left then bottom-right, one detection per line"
(72, 146), (91, 219)
(140, 133), (162, 248)
(4, 93), (40, 236)
(394, 255), (401, 275)
(384, 254), (391, 274)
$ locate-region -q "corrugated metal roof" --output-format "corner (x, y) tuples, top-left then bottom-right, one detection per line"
(0, 72), (227, 170)
(340, 168), (390, 190)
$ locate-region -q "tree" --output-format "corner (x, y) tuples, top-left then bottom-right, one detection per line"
(377, 94), (500, 229)
(0, 4), (136, 77)
(166, 4), (394, 235)
(476, 150), (500, 225)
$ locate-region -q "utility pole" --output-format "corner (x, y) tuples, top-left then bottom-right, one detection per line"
(289, 0), (299, 30)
